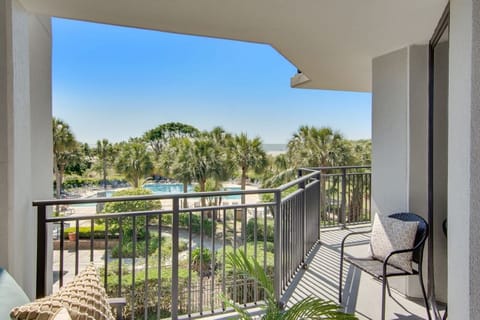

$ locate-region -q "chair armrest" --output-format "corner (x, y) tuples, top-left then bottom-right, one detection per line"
(340, 229), (372, 264)
(341, 230), (372, 252)
(382, 228), (428, 274)
(107, 297), (126, 320)
(383, 247), (416, 266)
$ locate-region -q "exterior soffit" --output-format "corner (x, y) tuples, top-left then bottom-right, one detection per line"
(19, 0), (448, 92)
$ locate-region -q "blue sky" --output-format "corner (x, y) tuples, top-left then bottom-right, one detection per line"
(52, 18), (372, 145)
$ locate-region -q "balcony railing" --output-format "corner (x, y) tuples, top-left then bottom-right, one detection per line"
(33, 166), (370, 319)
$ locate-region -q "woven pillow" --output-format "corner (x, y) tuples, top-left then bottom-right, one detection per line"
(53, 308), (72, 320)
(369, 213), (419, 273)
(11, 264), (114, 320)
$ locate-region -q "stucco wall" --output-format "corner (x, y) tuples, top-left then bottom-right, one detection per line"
(29, 12), (53, 296)
(0, 0), (10, 270)
(372, 44), (450, 301)
(448, 1), (473, 319)
(372, 47), (410, 294)
(0, 0), (9, 270)
(0, 0), (52, 299)
(469, 0), (480, 317)
(406, 45), (432, 299)
(372, 48), (409, 217)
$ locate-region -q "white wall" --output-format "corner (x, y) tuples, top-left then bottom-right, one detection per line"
(372, 47), (411, 295)
(29, 13), (53, 296)
(448, 1), (472, 319)
(372, 48), (409, 217)
(0, 0), (10, 271)
(372, 44), (450, 301)
(449, 0), (480, 319)
(470, 0), (480, 316)
(0, 0), (52, 299)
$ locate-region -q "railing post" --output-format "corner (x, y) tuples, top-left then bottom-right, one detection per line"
(171, 198), (180, 319)
(36, 204), (47, 298)
(340, 168), (347, 228)
(297, 169), (306, 260)
(316, 171), (322, 242)
(273, 189), (282, 302)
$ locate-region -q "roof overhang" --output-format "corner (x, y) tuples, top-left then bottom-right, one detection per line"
(19, 0), (447, 92)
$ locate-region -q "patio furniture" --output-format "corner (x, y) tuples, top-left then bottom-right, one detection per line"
(0, 268), (30, 319)
(339, 212), (430, 320)
(5, 264), (125, 320)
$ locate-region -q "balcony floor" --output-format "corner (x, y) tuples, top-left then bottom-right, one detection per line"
(283, 225), (432, 320)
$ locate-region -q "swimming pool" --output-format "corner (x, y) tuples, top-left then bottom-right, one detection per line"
(71, 183), (241, 207)
(143, 183), (194, 194)
(144, 183), (241, 200)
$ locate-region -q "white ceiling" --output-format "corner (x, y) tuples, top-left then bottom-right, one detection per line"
(19, 0), (447, 92)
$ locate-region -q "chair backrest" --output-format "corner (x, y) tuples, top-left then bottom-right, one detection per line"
(388, 212), (429, 265)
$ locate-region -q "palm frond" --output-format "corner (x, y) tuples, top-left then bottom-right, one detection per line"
(220, 294), (253, 320)
(282, 297), (357, 320)
(226, 251), (357, 320)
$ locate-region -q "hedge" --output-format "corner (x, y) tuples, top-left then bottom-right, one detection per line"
(246, 217), (274, 242)
(102, 266), (196, 318)
(178, 213), (213, 236)
(63, 225), (106, 239)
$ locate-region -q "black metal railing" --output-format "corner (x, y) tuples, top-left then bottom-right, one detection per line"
(302, 166), (371, 227)
(33, 166), (369, 319)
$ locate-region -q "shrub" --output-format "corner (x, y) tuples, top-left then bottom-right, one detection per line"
(246, 217), (274, 242)
(63, 225), (106, 239)
(111, 236), (159, 258)
(191, 248), (212, 275)
(217, 242), (275, 304)
(101, 188), (162, 240)
(178, 213), (214, 236)
(101, 264), (196, 318)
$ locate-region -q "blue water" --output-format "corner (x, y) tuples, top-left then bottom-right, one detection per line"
(145, 183), (241, 199)
(143, 183), (194, 194)
(71, 183), (241, 207)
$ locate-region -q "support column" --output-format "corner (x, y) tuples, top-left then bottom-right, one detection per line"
(449, 0), (480, 318)
(0, 0), (52, 299)
(372, 44), (448, 301)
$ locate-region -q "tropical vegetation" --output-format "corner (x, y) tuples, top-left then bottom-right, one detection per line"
(225, 250), (357, 319)
(51, 120), (369, 318)
(52, 120), (370, 197)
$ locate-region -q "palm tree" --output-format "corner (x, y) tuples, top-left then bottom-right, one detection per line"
(287, 126), (351, 168)
(207, 127), (235, 197)
(52, 118), (77, 201)
(230, 133), (267, 204)
(115, 139), (154, 188)
(166, 137), (196, 208)
(143, 122), (199, 158)
(225, 250), (357, 319)
(190, 135), (223, 206)
(94, 138), (116, 189)
(262, 153), (296, 189)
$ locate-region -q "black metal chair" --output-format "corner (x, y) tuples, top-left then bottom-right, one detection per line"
(338, 212), (430, 320)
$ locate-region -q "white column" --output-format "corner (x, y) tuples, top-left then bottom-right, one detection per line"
(0, 0), (52, 299)
(449, 0), (480, 318)
(372, 44), (450, 300)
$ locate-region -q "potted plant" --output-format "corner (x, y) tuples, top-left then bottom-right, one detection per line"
(225, 250), (357, 319)
(68, 232), (76, 241)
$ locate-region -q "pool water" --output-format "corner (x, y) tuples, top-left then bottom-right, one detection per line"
(143, 183), (194, 194)
(71, 183), (241, 207)
(144, 183), (240, 199)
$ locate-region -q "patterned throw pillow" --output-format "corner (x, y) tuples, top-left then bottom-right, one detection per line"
(369, 213), (419, 273)
(10, 264), (114, 320)
(53, 308), (72, 320)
